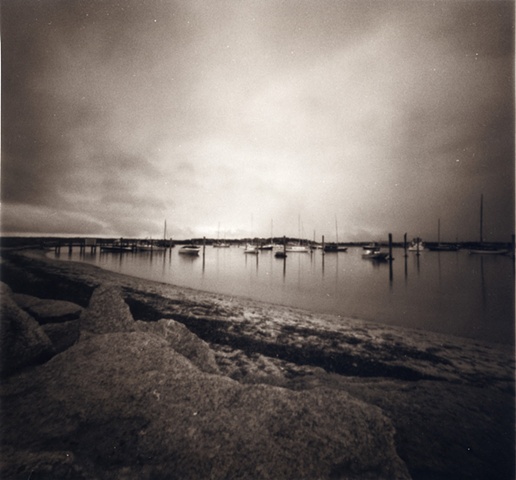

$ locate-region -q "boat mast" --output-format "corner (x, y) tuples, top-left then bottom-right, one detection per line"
(164, 220), (167, 240)
(479, 194), (484, 243)
(335, 215), (339, 244)
(437, 218), (441, 244)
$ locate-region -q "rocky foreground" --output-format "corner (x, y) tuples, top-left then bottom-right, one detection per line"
(0, 249), (514, 479)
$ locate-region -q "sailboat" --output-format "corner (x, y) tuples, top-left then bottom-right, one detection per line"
(259, 220), (274, 250)
(244, 244), (260, 254)
(286, 215), (310, 252)
(323, 216), (347, 252)
(135, 220), (168, 252)
(213, 223), (230, 248)
(469, 195), (510, 255)
(426, 219), (459, 251)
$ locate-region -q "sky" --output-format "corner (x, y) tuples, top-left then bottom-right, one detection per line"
(2, 0), (514, 242)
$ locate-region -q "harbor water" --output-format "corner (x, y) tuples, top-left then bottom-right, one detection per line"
(50, 246), (515, 345)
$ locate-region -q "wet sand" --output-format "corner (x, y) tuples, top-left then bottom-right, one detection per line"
(1, 247), (514, 479)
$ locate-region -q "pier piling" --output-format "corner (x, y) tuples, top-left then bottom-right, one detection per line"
(388, 233), (393, 283)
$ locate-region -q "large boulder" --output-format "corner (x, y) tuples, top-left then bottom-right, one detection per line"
(42, 320), (81, 354)
(80, 285), (135, 335)
(1, 332), (410, 479)
(0, 281), (12, 296)
(12, 293), (83, 324)
(136, 318), (220, 374)
(0, 294), (55, 376)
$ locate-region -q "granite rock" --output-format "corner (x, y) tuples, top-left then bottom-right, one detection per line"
(80, 285), (136, 335)
(42, 320), (81, 354)
(13, 293), (83, 324)
(0, 293), (55, 376)
(136, 318), (220, 374)
(1, 332), (411, 480)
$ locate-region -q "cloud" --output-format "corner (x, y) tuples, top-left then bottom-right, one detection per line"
(2, 0), (513, 241)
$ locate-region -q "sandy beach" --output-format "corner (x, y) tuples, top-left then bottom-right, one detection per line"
(1, 247), (514, 479)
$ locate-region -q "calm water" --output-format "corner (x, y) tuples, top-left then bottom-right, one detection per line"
(50, 246), (515, 345)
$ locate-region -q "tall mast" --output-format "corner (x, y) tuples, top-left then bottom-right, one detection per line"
(437, 218), (441, 244)
(164, 220), (167, 240)
(479, 194), (484, 243)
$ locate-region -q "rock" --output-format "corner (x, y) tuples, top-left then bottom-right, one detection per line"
(11, 292), (42, 309)
(1, 332), (410, 479)
(0, 448), (94, 480)
(80, 285), (136, 335)
(13, 293), (83, 324)
(337, 378), (516, 480)
(42, 320), (81, 354)
(136, 318), (220, 374)
(0, 294), (55, 376)
(0, 281), (12, 295)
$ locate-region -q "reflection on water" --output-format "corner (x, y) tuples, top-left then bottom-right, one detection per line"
(52, 246), (515, 345)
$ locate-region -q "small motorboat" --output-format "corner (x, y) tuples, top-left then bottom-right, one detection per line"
(362, 249), (390, 261)
(323, 243), (347, 253)
(244, 244), (259, 254)
(274, 251), (287, 259)
(179, 245), (201, 255)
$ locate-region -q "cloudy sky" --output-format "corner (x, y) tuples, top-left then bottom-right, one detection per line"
(2, 0), (514, 242)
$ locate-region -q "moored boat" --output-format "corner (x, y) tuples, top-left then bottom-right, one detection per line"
(244, 244), (259, 254)
(468, 195), (510, 255)
(100, 242), (133, 253)
(408, 240), (425, 252)
(323, 243), (347, 253)
(135, 242), (166, 252)
(178, 245), (201, 255)
(468, 248), (510, 255)
(426, 244), (459, 252)
(213, 242), (231, 248)
(362, 249), (390, 261)
(427, 219), (460, 252)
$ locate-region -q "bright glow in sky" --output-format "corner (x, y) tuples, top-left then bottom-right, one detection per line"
(2, 0), (514, 242)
